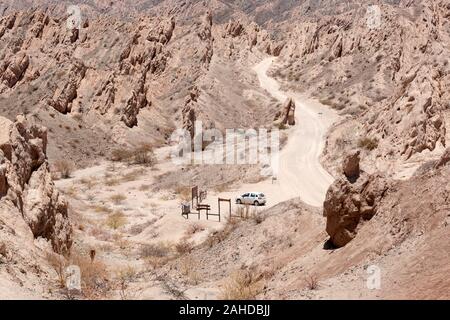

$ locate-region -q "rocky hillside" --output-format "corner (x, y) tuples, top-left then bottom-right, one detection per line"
(0, 3), (288, 168)
(0, 0), (448, 300)
(152, 149), (449, 299)
(0, 115), (72, 299)
(270, 0), (450, 176)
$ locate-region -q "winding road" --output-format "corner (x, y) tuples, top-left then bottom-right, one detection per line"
(248, 57), (339, 207)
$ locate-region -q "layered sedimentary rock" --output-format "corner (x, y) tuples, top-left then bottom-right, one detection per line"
(0, 115), (72, 254)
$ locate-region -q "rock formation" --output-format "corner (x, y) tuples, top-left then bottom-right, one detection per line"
(0, 52), (29, 89)
(121, 71), (149, 128)
(0, 115), (72, 254)
(275, 98), (296, 126)
(182, 86), (199, 140)
(342, 150), (360, 181)
(324, 152), (390, 247)
(48, 60), (87, 114)
(198, 11), (214, 67)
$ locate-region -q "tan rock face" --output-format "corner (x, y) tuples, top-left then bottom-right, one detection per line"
(225, 21), (244, 37)
(343, 150), (360, 181)
(0, 115), (72, 254)
(48, 60), (87, 114)
(324, 153), (390, 247)
(275, 98), (296, 126)
(182, 86), (200, 139)
(0, 52), (29, 89)
(275, 0), (449, 168)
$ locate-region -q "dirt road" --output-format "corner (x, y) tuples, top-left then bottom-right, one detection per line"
(250, 57), (339, 207)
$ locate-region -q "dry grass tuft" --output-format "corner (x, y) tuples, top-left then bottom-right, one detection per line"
(46, 252), (67, 288)
(220, 269), (264, 300)
(179, 256), (200, 285)
(116, 266), (138, 300)
(185, 223), (205, 236)
(106, 211), (127, 230)
(174, 186), (191, 202)
(140, 242), (172, 258)
(110, 194), (127, 205)
(91, 205), (112, 214)
(110, 144), (156, 167)
(46, 250), (111, 299)
(70, 252), (110, 299)
(305, 274), (319, 290)
(54, 160), (73, 179)
(141, 242), (173, 269)
(358, 137), (379, 151)
(175, 241), (193, 256)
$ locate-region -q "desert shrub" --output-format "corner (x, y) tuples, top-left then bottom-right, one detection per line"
(110, 194), (126, 205)
(110, 144), (156, 167)
(46, 252), (67, 288)
(175, 241), (193, 256)
(358, 137), (379, 151)
(106, 211), (127, 230)
(105, 177), (120, 186)
(179, 256), (200, 285)
(175, 186), (191, 202)
(305, 274), (319, 290)
(133, 144), (156, 167)
(220, 269), (264, 300)
(54, 160), (73, 179)
(69, 252), (110, 299)
(117, 266), (138, 300)
(141, 242), (172, 269)
(110, 147), (133, 162)
(185, 223), (205, 236)
(140, 242), (171, 259)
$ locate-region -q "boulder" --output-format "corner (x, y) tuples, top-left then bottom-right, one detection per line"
(324, 153), (389, 247)
(343, 150), (360, 181)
